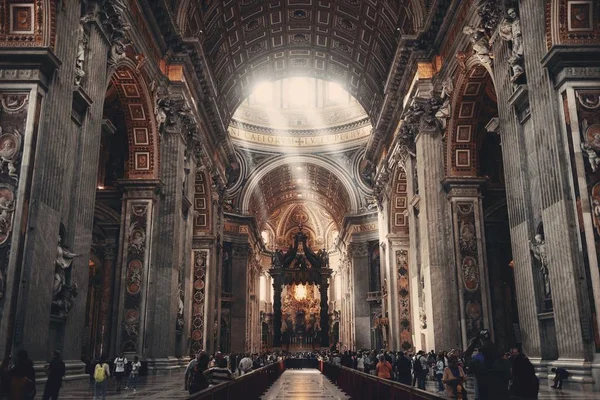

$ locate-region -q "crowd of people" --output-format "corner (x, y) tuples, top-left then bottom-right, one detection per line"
(326, 330), (551, 400)
(0, 333), (570, 399)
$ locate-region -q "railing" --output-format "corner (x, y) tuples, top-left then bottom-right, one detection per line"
(188, 361), (285, 400)
(320, 361), (443, 400)
(366, 291), (382, 301)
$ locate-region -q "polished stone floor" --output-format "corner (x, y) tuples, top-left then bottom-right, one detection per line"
(261, 370), (349, 400)
(53, 369), (599, 399)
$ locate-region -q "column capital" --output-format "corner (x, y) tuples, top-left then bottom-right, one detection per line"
(118, 179), (162, 200)
(442, 177), (488, 198)
(348, 242), (368, 258)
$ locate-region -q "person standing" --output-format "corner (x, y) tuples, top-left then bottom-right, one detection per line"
(413, 351), (427, 390)
(188, 353), (210, 394)
(125, 356), (142, 393)
(113, 352), (127, 392)
(435, 352), (446, 392)
(42, 350), (66, 400)
(93, 357), (110, 400)
(443, 355), (467, 399)
(375, 355), (392, 380)
(238, 354), (253, 375)
(10, 350), (36, 400)
(184, 353), (202, 391)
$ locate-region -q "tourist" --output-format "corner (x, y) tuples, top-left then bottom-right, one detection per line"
(125, 355), (142, 393)
(206, 358), (234, 385)
(435, 352), (446, 392)
(396, 352), (412, 385)
(375, 354), (392, 380)
(113, 352), (127, 392)
(413, 350), (427, 389)
(93, 357), (110, 400)
(551, 367), (569, 390)
(356, 352), (366, 372)
(42, 350), (66, 400)
(464, 334), (511, 400)
(188, 353), (210, 394)
(184, 352), (202, 391)
(238, 353), (253, 375)
(509, 354), (539, 399)
(10, 350), (35, 400)
(443, 355), (467, 399)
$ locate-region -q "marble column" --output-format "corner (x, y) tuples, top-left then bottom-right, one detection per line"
(230, 243), (249, 353)
(145, 119), (187, 369)
(415, 125), (460, 351)
(190, 248), (209, 355)
(97, 239), (118, 358)
(273, 276), (282, 348)
(350, 243), (370, 349)
(444, 178), (492, 348)
(115, 180), (160, 357)
(319, 279), (330, 348)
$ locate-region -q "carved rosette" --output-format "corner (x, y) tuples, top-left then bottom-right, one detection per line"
(121, 201), (149, 352)
(190, 250), (207, 355)
(454, 202), (484, 340)
(0, 93), (27, 316)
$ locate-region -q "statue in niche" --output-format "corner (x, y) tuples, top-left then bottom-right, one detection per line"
(52, 235), (82, 317)
(176, 282), (184, 331)
(529, 234), (551, 299)
(581, 142), (600, 172)
(463, 25), (492, 66)
(499, 8), (525, 82)
(75, 27), (88, 87)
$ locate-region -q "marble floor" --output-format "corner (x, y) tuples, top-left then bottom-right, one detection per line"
(261, 370), (350, 400)
(53, 369), (599, 399)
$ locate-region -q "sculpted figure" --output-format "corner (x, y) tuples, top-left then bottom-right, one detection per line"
(463, 25), (492, 66)
(0, 195), (14, 237)
(52, 235), (81, 317)
(581, 143), (600, 172)
(435, 78), (454, 129)
(529, 234), (551, 298)
(499, 8), (525, 80)
(75, 27), (88, 86)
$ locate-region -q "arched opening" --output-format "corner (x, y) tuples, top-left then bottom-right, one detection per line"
(448, 65), (520, 351)
(82, 65), (160, 361)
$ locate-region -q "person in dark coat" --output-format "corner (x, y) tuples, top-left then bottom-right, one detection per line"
(10, 350), (36, 400)
(509, 354), (539, 399)
(42, 350), (66, 400)
(188, 352), (210, 394)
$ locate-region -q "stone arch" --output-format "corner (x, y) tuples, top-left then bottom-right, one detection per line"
(445, 63), (497, 177)
(106, 64), (160, 179)
(240, 155), (362, 216)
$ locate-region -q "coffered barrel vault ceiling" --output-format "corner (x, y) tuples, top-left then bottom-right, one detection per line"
(179, 0), (421, 125)
(248, 163), (352, 227)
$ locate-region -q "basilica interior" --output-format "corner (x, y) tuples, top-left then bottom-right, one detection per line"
(0, 0), (599, 393)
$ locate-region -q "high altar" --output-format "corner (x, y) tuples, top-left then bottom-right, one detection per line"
(268, 227), (332, 348)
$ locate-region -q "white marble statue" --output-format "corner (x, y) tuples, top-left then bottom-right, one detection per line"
(463, 25), (492, 66)
(582, 142), (600, 172)
(75, 27), (88, 87)
(435, 77), (454, 129)
(529, 234), (551, 298)
(54, 235), (81, 299)
(499, 8), (525, 80)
